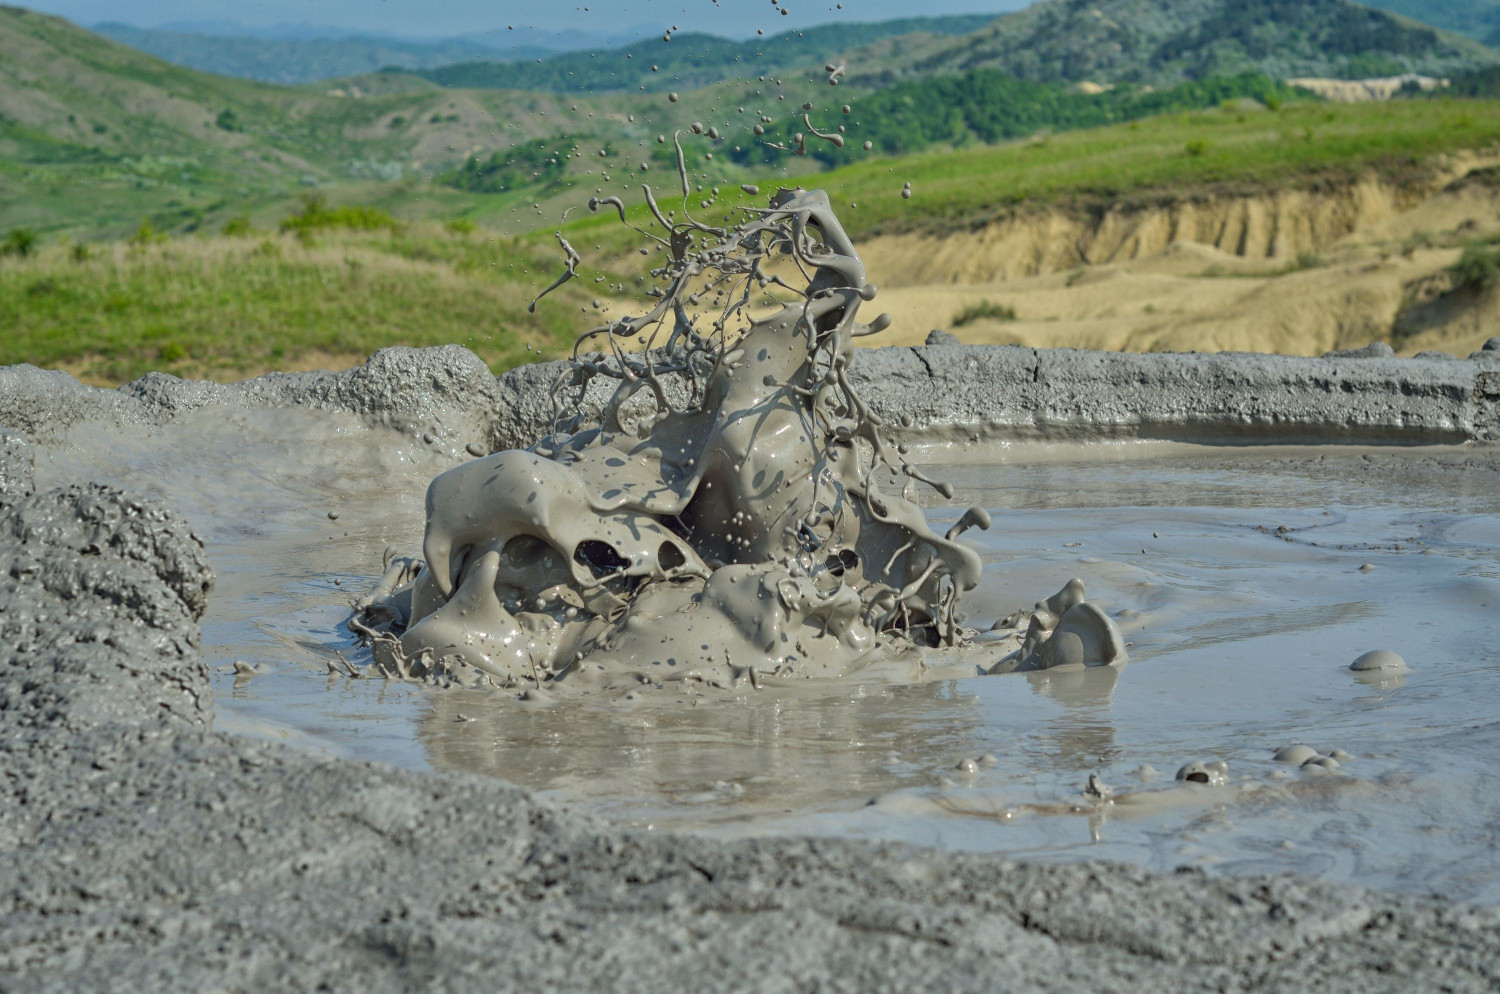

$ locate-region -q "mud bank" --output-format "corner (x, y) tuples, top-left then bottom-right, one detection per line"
(3, 348), (1500, 990)
(3, 339), (1497, 453)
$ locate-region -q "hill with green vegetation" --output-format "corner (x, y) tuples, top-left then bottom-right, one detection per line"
(0, 6), (698, 238)
(413, 16), (999, 93)
(847, 0), (1499, 88)
(563, 98), (1500, 247)
(8, 95), (1500, 385)
(5, 5), (1341, 246)
(1360, 0), (1500, 46)
(731, 72), (1312, 167)
(91, 22), (535, 85)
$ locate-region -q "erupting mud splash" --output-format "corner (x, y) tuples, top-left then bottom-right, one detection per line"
(354, 179), (1125, 693)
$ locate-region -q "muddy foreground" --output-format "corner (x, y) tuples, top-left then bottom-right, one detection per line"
(2, 343), (1498, 992)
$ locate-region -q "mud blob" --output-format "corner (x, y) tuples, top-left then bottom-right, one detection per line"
(354, 188), (1122, 694)
(1274, 745), (1320, 765)
(1350, 649), (1409, 673)
(1175, 760), (1229, 786)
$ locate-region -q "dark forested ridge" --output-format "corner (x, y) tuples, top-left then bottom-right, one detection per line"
(709, 71), (1313, 170)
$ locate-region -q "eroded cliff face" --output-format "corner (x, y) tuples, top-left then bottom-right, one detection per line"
(855, 156), (1500, 358)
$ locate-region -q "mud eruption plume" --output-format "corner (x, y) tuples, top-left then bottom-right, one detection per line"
(355, 179), (1122, 691)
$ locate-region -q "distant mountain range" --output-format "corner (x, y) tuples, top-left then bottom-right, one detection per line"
(417, 0), (1499, 94)
(86, 1), (1500, 91)
(88, 22), (657, 85)
(89, 24), (529, 84)
(415, 17), (1001, 93)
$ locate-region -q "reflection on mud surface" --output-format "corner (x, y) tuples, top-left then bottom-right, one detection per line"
(33, 417), (1500, 902)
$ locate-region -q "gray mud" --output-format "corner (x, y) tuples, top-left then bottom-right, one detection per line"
(3, 345), (1500, 991)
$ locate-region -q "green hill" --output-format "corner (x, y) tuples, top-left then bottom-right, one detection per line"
(847, 0), (1499, 88)
(0, 6), (681, 237)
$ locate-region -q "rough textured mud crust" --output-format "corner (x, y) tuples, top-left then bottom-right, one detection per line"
(2, 347), (1500, 990)
(0, 344), (499, 444)
(3, 343), (1498, 450)
(0, 429), (32, 499)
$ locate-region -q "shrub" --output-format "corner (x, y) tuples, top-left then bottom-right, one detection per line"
(1401, 231), (1435, 257)
(128, 219), (166, 247)
(215, 108), (241, 132)
(444, 217), (477, 235)
(1450, 244), (1500, 291)
(1185, 139), (1210, 157)
(222, 214), (255, 236)
(952, 300), (1018, 326)
(280, 194), (401, 235)
(1, 228), (38, 258)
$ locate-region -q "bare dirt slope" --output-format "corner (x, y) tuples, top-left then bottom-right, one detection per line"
(862, 156), (1500, 357)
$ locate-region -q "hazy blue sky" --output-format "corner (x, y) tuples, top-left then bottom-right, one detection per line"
(24, 0), (1028, 39)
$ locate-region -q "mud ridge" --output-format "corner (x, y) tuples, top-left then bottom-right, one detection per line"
(2, 343), (1498, 451)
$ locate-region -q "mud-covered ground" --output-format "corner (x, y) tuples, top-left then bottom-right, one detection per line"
(2, 343), (1499, 992)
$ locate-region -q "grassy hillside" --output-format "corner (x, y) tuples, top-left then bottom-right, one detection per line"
(847, 0), (1499, 88)
(91, 22), (531, 84)
(0, 7), (726, 239)
(7, 97), (1500, 385)
(0, 207), (620, 384)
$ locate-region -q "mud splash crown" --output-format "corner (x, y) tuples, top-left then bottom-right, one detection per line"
(355, 178), (1122, 692)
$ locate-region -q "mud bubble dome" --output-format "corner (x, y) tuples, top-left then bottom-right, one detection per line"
(353, 186), (1126, 695)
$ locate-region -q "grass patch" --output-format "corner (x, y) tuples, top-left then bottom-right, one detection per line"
(0, 223), (614, 384)
(952, 300), (1018, 326)
(2, 227), (38, 258)
(280, 194), (403, 236)
(1450, 243), (1500, 291)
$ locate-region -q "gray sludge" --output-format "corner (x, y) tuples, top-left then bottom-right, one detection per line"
(1, 340), (1496, 453)
(1, 463), (1499, 991)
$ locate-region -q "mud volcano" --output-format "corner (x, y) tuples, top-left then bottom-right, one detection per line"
(354, 188), (1122, 693)
(2, 231), (1500, 985)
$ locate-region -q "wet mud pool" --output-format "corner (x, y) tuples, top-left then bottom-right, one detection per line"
(33, 406), (1500, 905)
